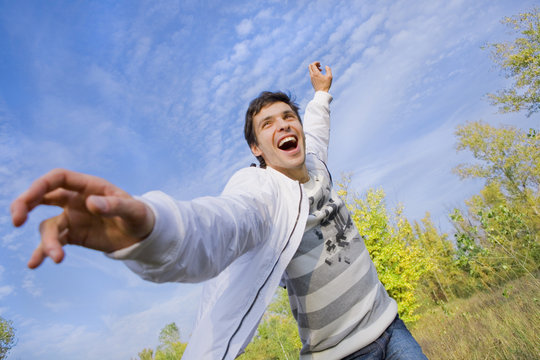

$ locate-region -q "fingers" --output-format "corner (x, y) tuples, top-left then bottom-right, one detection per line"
(87, 195), (155, 239)
(11, 168), (120, 227)
(11, 169), (76, 226)
(42, 188), (77, 207)
(86, 195), (136, 217)
(10, 200), (30, 227)
(309, 61), (333, 92)
(309, 61), (331, 75)
(30, 213), (69, 268)
(28, 243), (48, 269)
(325, 65), (333, 79)
(308, 62), (319, 77)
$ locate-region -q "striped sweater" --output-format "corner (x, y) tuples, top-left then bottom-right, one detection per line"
(284, 154), (397, 360)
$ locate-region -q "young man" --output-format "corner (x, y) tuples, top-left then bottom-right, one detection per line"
(11, 63), (426, 359)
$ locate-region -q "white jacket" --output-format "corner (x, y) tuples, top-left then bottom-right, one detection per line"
(109, 91), (333, 359)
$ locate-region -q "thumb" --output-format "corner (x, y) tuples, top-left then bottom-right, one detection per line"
(87, 194), (145, 219)
(87, 195), (155, 238)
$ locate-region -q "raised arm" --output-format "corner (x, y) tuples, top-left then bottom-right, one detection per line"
(10, 168), (155, 268)
(304, 62), (333, 163)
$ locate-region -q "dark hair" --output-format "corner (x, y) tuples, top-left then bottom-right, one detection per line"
(244, 91), (301, 168)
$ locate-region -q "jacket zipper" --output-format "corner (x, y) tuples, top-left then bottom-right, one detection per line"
(222, 182), (304, 359)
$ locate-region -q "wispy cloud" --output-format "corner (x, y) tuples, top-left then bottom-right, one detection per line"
(44, 300), (72, 313)
(12, 286), (201, 359)
(236, 19), (253, 36)
(22, 272), (42, 298)
(0, 285), (14, 299)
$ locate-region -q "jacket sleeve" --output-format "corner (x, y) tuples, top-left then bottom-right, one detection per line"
(107, 168), (275, 283)
(304, 91), (333, 164)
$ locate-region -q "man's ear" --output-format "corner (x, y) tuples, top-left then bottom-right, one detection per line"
(250, 143), (262, 157)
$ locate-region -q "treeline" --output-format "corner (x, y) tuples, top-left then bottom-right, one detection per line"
(344, 121), (538, 318)
(132, 7), (539, 360)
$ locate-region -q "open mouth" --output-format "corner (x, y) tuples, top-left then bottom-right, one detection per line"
(278, 136), (298, 151)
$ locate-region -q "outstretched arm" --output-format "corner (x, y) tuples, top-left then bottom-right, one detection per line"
(10, 168), (155, 269)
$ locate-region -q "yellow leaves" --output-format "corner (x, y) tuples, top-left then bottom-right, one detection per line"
(452, 121), (539, 286)
(135, 322), (187, 360)
(454, 121), (539, 199)
(454, 120), (539, 279)
(240, 288), (301, 360)
(486, 7), (540, 115)
(339, 186), (435, 324)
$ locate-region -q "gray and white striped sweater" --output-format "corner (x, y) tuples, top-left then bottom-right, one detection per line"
(284, 154), (398, 360)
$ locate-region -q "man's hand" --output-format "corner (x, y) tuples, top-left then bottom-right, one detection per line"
(309, 61), (332, 92)
(10, 169), (155, 269)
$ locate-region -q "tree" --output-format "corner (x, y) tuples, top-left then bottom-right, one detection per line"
(485, 7), (540, 116)
(452, 121), (539, 286)
(134, 322), (187, 360)
(454, 121), (539, 214)
(338, 183), (432, 324)
(154, 323), (186, 360)
(0, 317), (15, 360)
(412, 213), (469, 303)
(449, 7), (540, 290)
(240, 288), (301, 360)
(137, 348), (154, 360)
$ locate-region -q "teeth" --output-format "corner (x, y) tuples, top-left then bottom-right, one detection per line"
(279, 136), (296, 147)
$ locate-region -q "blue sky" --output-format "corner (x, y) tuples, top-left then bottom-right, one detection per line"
(1, 0), (538, 359)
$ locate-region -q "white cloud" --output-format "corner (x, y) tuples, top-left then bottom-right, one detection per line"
(231, 41), (250, 62)
(0, 285), (14, 299)
(2, 230), (23, 251)
(12, 286), (201, 360)
(254, 8), (272, 21)
(22, 272), (42, 298)
(44, 300), (72, 313)
(236, 18), (253, 36)
(348, 11), (386, 54)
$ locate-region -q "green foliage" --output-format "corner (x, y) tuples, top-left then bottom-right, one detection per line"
(452, 122), (540, 288)
(413, 213), (469, 303)
(137, 348), (154, 360)
(338, 183), (432, 324)
(454, 121), (540, 200)
(134, 322), (187, 360)
(450, 7), (540, 292)
(239, 288), (301, 360)
(0, 317), (16, 360)
(158, 322), (180, 345)
(485, 7), (540, 115)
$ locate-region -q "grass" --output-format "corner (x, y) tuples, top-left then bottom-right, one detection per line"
(411, 275), (540, 359)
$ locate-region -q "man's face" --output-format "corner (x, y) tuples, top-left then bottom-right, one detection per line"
(250, 101), (307, 181)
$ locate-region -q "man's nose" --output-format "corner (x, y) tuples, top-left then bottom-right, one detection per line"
(276, 117), (290, 130)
